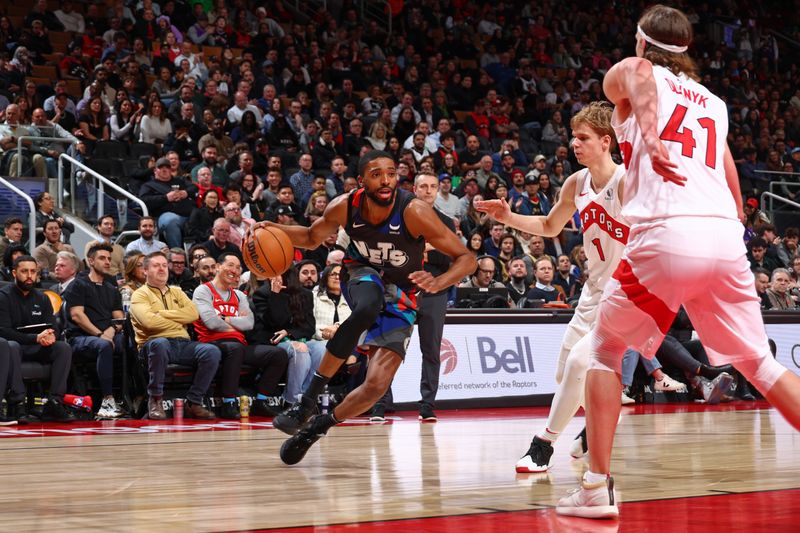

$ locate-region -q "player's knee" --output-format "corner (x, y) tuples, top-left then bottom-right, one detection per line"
(349, 302), (381, 327)
(565, 349), (591, 380)
(362, 373), (392, 400)
(735, 354), (786, 393)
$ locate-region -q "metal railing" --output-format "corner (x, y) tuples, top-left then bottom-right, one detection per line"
(16, 136), (77, 177)
(0, 177), (36, 254)
(359, 0), (392, 37)
(759, 191), (800, 213)
(57, 154), (148, 220)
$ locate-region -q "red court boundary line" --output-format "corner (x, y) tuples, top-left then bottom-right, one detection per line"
(225, 487), (800, 532)
(0, 401), (772, 439)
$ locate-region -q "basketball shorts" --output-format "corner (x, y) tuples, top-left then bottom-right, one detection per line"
(592, 216), (771, 366)
(342, 265), (418, 358)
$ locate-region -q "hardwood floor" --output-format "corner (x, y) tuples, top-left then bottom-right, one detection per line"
(0, 404), (797, 532)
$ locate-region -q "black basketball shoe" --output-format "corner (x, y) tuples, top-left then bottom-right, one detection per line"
(570, 427), (588, 459)
(515, 436), (555, 473)
(279, 414), (333, 465)
(273, 396), (318, 435)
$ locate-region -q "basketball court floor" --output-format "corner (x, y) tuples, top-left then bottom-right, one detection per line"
(0, 401), (797, 532)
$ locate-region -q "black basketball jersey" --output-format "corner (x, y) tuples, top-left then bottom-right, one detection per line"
(344, 188), (425, 291)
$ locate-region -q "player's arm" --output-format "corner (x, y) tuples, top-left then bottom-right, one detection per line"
(723, 144), (745, 222)
(604, 57), (685, 186)
(252, 194), (348, 249)
(474, 175), (578, 237)
(405, 200), (477, 294)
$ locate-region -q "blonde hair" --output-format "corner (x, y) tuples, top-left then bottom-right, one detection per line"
(570, 101), (616, 149)
(638, 4), (699, 81)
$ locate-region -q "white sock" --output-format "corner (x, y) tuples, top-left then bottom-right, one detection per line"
(584, 471), (608, 484)
(536, 428), (559, 442)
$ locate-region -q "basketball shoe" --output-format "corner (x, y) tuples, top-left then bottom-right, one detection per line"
(569, 427), (588, 459)
(556, 475), (619, 519)
(273, 396), (318, 435)
(515, 436), (554, 473)
(280, 414), (333, 465)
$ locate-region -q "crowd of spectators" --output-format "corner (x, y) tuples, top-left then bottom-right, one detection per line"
(1, 0), (800, 420)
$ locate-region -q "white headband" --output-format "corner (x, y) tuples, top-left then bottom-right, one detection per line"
(637, 25), (688, 54)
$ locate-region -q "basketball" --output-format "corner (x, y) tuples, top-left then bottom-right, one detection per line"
(242, 226), (294, 279)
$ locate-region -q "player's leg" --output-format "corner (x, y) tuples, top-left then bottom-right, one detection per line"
(516, 334), (591, 473)
(274, 275), (384, 435)
(280, 347), (403, 465)
(558, 253), (681, 519)
(517, 286), (597, 472)
(684, 257), (800, 429)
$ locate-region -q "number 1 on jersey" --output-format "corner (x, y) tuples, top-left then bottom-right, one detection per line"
(660, 104), (717, 169)
(591, 238), (606, 261)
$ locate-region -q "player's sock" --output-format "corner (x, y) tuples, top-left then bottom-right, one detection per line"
(585, 471), (608, 484)
(302, 372), (330, 404)
(536, 428), (559, 442)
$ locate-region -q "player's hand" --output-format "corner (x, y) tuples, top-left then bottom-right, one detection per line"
(409, 270), (442, 293)
(474, 197), (511, 222)
(644, 138), (687, 186)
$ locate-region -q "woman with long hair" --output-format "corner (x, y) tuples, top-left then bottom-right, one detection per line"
(186, 189), (223, 242)
(459, 194), (489, 238)
(152, 66), (179, 105)
(248, 267), (317, 404)
(466, 229), (486, 255)
(483, 175), (500, 200)
(231, 109), (260, 149)
(78, 96), (110, 151)
(549, 160), (568, 187)
(393, 106), (417, 141)
(238, 173), (267, 221)
(385, 136), (402, 161)
(110, 98), (143, 142)
(122, 252), (146, 293)
(304, 190), (328, 224)
(139, 99), (172, 146)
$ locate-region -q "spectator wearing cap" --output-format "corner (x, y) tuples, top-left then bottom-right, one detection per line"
(529, 154), (548, 178)
(513, 174), (550, 216)
(138, 157), (198, 249)
(435, 174), (461, 219)
(743, 197), (770, 230)
(507, 169), (527, 203)
(497, 149), (518, 186)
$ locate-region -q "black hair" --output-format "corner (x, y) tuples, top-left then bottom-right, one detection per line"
(358, 150), (394, 177)
(12, 254), (37, 270)
(3, 244), (28, 268)
(87, 242), (113, 259)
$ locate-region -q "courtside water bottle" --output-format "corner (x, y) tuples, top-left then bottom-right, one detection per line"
(121, 287), (132, 314)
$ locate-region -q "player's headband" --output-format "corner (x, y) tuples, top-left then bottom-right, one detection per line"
(637, 25), (688, 54)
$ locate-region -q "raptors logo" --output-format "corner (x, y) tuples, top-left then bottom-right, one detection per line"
(440, 338), (458, 374)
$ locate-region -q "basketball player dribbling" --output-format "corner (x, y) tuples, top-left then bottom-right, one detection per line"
(251, 151), (475, 465)
(477, 102), (647, 472)
(555, 4), (800, 519)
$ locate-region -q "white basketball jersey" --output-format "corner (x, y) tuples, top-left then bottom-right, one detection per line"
(574, 164), (629, 290)
(611, 65), (736, 224)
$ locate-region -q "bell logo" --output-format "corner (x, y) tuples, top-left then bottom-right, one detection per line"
(440, 338), (458, 374)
